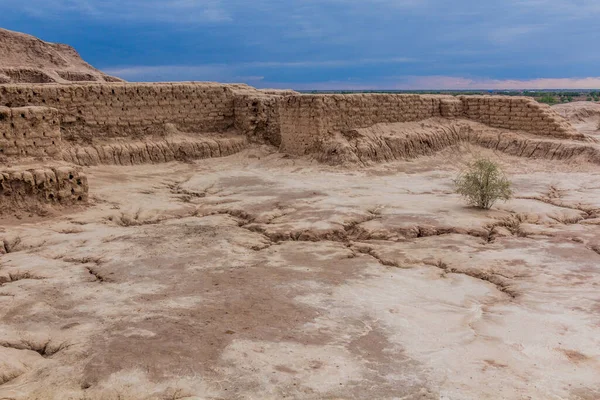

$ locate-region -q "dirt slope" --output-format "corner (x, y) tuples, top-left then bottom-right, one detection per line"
(314, 118), (600, 165)
(553, 101), (600, 137)
(0, 28), (123, 84)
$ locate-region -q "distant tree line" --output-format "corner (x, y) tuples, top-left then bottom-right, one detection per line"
(304, 90), (600, 104)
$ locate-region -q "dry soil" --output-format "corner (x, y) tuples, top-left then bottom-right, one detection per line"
(1, 142), (600, 399)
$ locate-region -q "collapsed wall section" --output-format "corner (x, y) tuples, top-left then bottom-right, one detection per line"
(0, 166), (88, 213)
(0, 83), (252, 143)
(234, 93), (286, 146)
(0, 106), (61, 158)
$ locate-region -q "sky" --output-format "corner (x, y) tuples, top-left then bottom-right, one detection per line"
(0, 0), (599, 89)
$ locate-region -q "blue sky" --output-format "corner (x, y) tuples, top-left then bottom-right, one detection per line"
(1, 0), (599, 89)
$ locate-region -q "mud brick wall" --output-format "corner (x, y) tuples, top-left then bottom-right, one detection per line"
(278, 94), (584, 154)
(234, 93), (286, 146)
(458, 96), (583, 140)
(0, 83), (584, 159)
(0, 166), (88, 212)
(279, 94), (455, 154)
(0, 83), (248, 143)
(0, 106), (61, 158)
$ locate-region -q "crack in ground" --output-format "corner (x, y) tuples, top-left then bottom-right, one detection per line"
(167, 179), (214, 203)
(228, 211), (522, 298)
(350, 244), (402, 268)
(58, 256), (111, 283)
(1, 237), (22, 254)
(0, 339), (69, 358)
(96, 202), (566, 298)
(85, 266), (108, 283)
(0, 272), (44, 286)
(425, 259), (518, 299)
(516, 195), (599, 220)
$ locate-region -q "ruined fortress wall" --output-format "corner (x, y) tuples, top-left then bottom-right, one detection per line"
(278, 94), (456, 154)
(0, 83), (584, 160)
(458, 96), (581, 140)
(0, 106), (61, 158)
(0, 166), (88, 212)
(278, 94), (584, 155)
(234, 93), (285, 146)
(0, 83), (246, 142)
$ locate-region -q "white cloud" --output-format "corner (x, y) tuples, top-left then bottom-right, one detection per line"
(17, 0), (233, 23)
(394, 76), (600, 90)
(487, 25), (545, 44)
(511, 0), (600, 17)
(13, 0), (432, 24)
(104, 58), (418, 81)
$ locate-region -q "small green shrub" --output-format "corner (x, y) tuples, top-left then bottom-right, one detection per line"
(454, 158), (513, 209)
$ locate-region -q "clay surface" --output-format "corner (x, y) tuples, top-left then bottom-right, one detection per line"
(554, 102), (600, 137)
(1, 145), (600, 399)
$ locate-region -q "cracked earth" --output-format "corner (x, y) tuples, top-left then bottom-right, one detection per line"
(1, 144), (600, 399)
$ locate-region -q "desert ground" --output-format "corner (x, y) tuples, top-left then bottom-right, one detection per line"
(2, 138), (600, 399)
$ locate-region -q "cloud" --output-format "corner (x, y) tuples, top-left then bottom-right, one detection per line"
(16, 0), (234, 22)
(10, 0), (433, 25)
(104, 58), (418, 81)
(104, 64), (600, 90)
(510, 0), (600, 17)
(249, 58), (417, 68)
(394, 76), (600, 90)
(487, 25), (545, 44)
(103, 65), (233, 82)
(3, 0), (598, 88)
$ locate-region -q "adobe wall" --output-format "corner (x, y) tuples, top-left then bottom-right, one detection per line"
(277, 94), (586, 155)
(0, 166), (88, 213)
(234, 93), (284, 146)
(0, 106), (62, 158)
(278, 94), (461, 154)
(458, 96), (582, 140)
(0, 82), (255, 143)
(0, 82), (585, 161)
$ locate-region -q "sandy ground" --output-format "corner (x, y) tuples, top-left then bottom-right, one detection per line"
(553, 102), (600, 138)
(1, 144), (600, 399)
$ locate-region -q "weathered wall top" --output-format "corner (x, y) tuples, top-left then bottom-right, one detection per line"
(0, 81), (587, 163)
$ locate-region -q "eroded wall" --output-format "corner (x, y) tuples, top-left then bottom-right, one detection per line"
(0, 166), (88, 212)
(234, 93), (285, 146)
(0, 106), (61, 158)
(0, 82), (585, 160)
(277, 94), (586, 155)
(0, 83), (256, 143)
(458, 96), (581, 140)
(278, 94), (460, 154)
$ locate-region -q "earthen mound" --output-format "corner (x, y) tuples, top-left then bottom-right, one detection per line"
(553, 102), (600, 137)
(315, 118), (600, 165)
(554, 101), (600, 123)
(0, 28), (123, 84)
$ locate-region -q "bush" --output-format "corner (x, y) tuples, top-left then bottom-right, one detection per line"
(454, 158), (513, 209)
